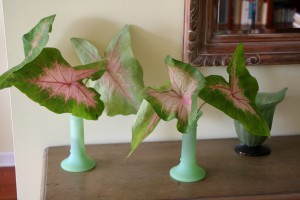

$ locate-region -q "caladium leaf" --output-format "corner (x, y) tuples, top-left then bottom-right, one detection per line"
(199, 43), (270, 136)
(129, 100), (161, 157)
(94, 25), (144, 116)
(0, 15), (56, 89)
(71, 30), (145, 116)
(70, 38), (105, 89)
(143, 55), (206, 133)
(256, 87), (288, 128)
(71, 38), (102, 64)
(13, 48), (106, 120)
(256, 87), (288, 108)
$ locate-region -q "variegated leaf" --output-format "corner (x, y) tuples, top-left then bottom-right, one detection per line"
(71, 26), (144, 116)
(96, 25), (144, 116)
(129, 100), (161, 157)
(199, 44), (270, 136)
(13, 48), (106, 120)
(143, 56), (206, 133)
(71, 38), (102, 64)
(0, 15), (55, 89)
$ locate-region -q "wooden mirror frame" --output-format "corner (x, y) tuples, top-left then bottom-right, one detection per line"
(183, 0), (300, 66)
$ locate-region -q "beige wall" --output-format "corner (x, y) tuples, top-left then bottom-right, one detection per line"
(3, 0), (300, 199)
(0, 0), (13, 153)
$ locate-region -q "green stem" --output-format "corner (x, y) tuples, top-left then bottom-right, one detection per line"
(83, 79), (89, 86)
(197, 102), (206, 114)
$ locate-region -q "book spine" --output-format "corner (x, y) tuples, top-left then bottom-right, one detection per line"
(262, 0), (268, 25)
(234, 0), (242, 24)
(241, 0), (250, 25)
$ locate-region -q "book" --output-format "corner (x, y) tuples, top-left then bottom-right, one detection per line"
(248, 0), (257, 25)
(261, 0), (268, 25)
(233, 0), (242, 24)
(255, 0), (262, 25)
(219, 0), (229, 24)
(241, 0), (250, 25)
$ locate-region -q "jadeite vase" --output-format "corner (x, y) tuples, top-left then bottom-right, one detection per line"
(234, 88), (287, 156)
(61, 115), (96, 172)
(169, 121), (206, 182)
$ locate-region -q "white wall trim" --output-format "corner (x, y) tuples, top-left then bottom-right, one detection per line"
(0, 152), (15, 166)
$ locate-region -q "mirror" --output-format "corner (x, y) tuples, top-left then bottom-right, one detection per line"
(217, 0), (300, 34)
(183, 0), (300, 66)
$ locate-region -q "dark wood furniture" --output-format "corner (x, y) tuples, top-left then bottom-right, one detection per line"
(41, 135), (300, 200)
(183, 0), (300, 66)
(0, 167), (17, 200)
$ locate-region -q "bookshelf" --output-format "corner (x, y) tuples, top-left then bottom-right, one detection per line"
(218, 0), (300, 34)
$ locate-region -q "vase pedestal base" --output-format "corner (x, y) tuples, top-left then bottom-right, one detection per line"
(169, 163), (206, 182)
(234, 144), (270, 156)
(61, 154), (96, 172)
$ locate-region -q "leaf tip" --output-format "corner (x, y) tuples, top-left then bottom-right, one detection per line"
(121, 24), (130, 33)
(164, 55), (173, 64)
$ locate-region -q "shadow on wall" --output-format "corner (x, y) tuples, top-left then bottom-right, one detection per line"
(272, 95), (300, 135)
(54, 16), (179, 88)
(51, 17), (185, 142)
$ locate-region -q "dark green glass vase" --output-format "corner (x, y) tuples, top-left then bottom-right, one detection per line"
(234, 88), (287, 156)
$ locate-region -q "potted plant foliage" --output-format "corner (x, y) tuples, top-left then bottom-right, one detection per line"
(234, 87), (287, 156)
(129, 44), (279, 182)
(0, 15), (144, 172)
(1, 14), (287, 180)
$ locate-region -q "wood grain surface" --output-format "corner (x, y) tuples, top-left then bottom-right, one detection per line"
(42, 136), (300, 200)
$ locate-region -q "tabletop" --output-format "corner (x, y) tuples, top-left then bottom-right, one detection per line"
(41, 135), (300, 200)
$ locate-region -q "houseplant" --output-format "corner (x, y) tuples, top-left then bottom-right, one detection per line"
(234, 87), (287, 156)
(129, 43), (273, 182)
(0, 15), (144, 172)
(66, 25), (145, 171)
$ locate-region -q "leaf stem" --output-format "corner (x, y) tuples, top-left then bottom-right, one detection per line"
(197, 102), (207, 113)
(83, 78), (89, 86)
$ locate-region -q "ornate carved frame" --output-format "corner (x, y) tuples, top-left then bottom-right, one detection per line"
(183, 0), (300, 66)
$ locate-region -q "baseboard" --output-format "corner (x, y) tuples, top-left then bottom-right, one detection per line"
(0, 152), (15, 167)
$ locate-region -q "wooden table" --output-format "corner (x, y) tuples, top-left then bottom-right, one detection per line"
(41, 136), (300, 200)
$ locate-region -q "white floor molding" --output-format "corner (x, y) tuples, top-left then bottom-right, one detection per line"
(0, 152), (15, 166)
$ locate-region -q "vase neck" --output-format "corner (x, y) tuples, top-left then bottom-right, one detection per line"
(70, 115), (85, 154)
(180, 122), (198, 165)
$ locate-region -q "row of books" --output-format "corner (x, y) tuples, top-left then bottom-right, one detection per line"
(219, 0), (299, 26)
(273, 0), (297, 23)
(233, 0), (270, 25)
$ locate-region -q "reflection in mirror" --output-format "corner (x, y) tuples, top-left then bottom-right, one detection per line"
(217, 0), (300, 34)
(183, 0), (300, 66)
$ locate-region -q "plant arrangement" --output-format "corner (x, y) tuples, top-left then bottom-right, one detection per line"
(1, 14), (287, 180)
(128, 44), (287, 182)
(0, 15), (144, 172)
(234, 87), (287, 156)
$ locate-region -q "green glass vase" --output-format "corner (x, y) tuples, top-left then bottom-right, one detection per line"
(169, 120), (206, 182)
(61, 115), (96, 172)
(234, 88), (287, 156)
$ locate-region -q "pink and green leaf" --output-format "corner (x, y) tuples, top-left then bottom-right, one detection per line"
(13, 48), (105, 120)
(0, 15), (56, 89)
(198, 43), (270, 136)
(143, 56), (206, 133)
(129, 100), (161, 157)
(95, 25), (145, 116)
(71, 27), (144, 116)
